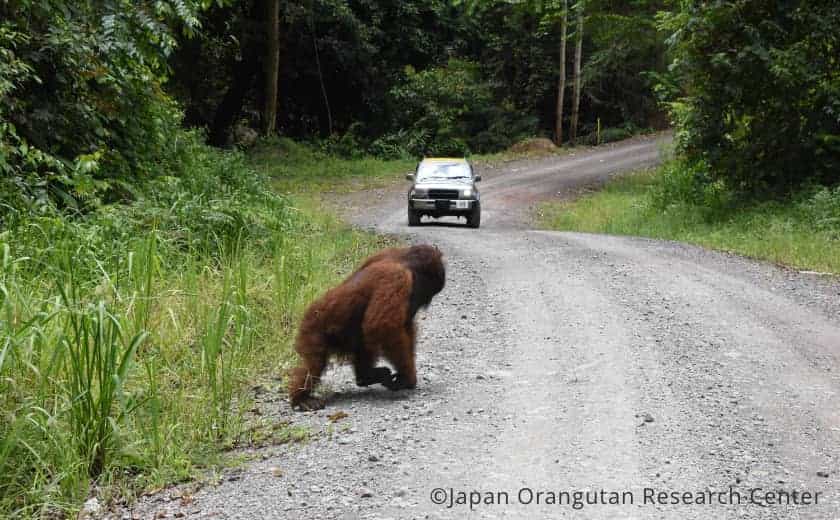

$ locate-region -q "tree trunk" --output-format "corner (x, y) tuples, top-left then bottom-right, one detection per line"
(209, 49), (259, 147)
(554, 0), (568, 145)
(263, 0), (280, 136)
(310, 14), (332, 136)
(569, 2), (584, 145)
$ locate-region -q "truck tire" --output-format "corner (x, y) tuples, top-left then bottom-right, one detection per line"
(467, 206), (481, 228)
(408, 209), (421, 226)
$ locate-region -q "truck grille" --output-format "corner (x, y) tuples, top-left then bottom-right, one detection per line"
(428, 189), (460, 200)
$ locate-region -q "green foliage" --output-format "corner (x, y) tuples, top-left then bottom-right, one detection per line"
(0, 0), (202, 215)
(458, 1), (557, 126)
(170, 0), (664, 150)
(0, 135), (393, 516)
(170, 0), (460, 139)
(797, 185), (840, 237)
(377, 59), (537, 157)
(252, 137), (416, 192)
(59, 298), (147, 478)
(659, 1), (840, 193)
(453, 0), (669, 140)
(649, 159), (732, 218)
(125, 132), (295, 259)
(319, 123), (368, 159)
(584, 1), (668, 129)
(197, 262), (255, 435)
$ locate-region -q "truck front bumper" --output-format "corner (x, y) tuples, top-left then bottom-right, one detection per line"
(409, 199), (477, 212)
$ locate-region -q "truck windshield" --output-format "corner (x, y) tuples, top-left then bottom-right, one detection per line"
(417, 162), (471, 181)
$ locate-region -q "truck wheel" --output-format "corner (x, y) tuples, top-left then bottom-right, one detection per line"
(408, 209), (421, 226)
(467, 207), (481, 228)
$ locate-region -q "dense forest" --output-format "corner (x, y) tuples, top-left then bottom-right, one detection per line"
(2, 0), (672, 216)
(4, 0), (837, 211)
(171, 0), (668, 152)
(1, 0), (839, 517)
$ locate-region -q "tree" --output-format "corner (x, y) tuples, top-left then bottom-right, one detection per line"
(0, 0), (203, 211)
(193, 1), (265, 147)
(263, 0), (281, 135)
(582, 0), (668, 131)
(379, 59), (536, 156)
(659, 0), (840, 192)
(554, 0), (568, 145)
(569, 1), (584, 144)
(173, 0), (668, 151)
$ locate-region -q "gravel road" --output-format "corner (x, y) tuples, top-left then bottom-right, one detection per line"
(125, 134), (840, 519)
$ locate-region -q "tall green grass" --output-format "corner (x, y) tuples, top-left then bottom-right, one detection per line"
(250, 137), (416, 194)
(537, 162), (840, 273)
(0, 135), (393, 517)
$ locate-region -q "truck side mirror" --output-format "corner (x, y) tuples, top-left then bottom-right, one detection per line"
(405, 173), (415, 181)
(474, 175), (482, 182)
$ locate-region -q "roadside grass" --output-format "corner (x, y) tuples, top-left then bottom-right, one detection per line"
(537, 164), (840, 274)
(249, 137), (416, 194)
(0, 135), (395, 517)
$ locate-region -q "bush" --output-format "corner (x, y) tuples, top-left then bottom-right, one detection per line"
(377, 59), (537, 158)
(369, 128), (432, 160)
(0, 1), (200, 216)
(650, 160), (732, 219)
(799, 185), (840, 236)
(659, 2), (840, 193)
(318, 123), (366, 159)
(0, 133), (309, 516)
(125, 132), (294, 259)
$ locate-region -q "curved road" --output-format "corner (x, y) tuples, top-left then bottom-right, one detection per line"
(129, 134), (840, 520)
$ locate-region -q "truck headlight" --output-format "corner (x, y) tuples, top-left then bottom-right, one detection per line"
(413, 188), (427, 198)
(461, 188), (473, 198)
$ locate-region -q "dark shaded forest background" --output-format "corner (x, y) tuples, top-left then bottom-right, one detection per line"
(173, 0), (666, 152)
